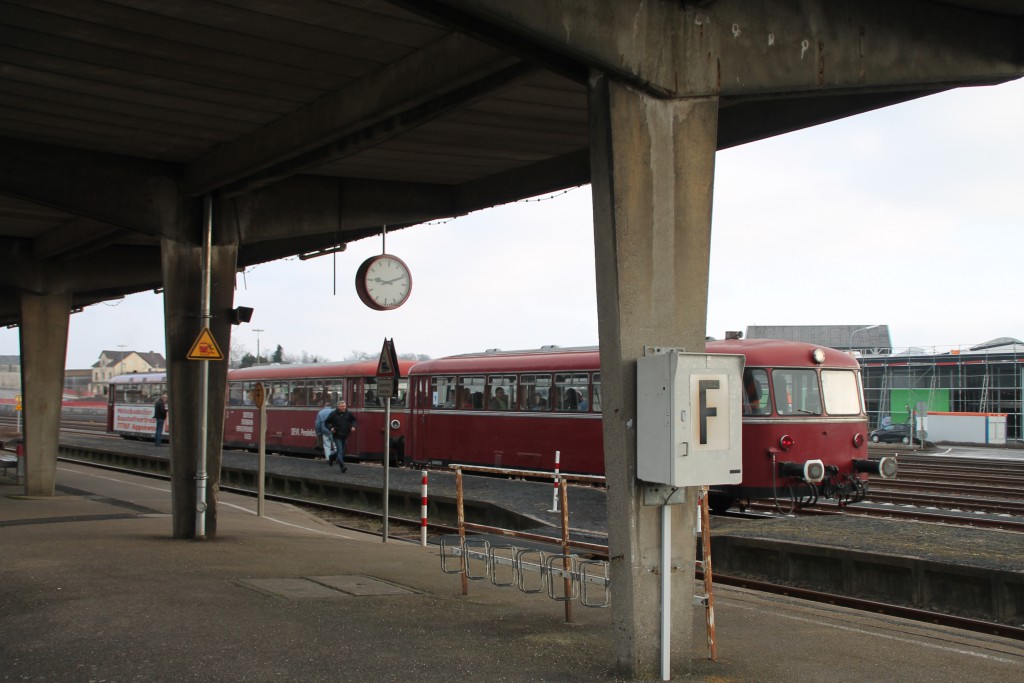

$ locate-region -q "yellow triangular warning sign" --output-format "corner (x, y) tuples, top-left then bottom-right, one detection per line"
(187, 327), (224, 361)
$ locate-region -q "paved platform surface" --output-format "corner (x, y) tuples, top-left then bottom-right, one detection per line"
(2, 463), (1023, 682)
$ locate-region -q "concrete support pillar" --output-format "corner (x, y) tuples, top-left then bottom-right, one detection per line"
(18, 291), (72, 495)
(588, 72), (718, 679)
(161, 237), (238, 539)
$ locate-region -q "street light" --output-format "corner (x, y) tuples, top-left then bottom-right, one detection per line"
(253, 328), (264, 365)
(849, 325), (880, 354)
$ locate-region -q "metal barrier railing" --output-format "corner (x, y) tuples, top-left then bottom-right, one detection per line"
(442, 464), (611, 622)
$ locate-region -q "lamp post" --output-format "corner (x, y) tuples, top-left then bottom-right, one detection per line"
(253, 328), (264, 365)
(849, 325), (880, 354)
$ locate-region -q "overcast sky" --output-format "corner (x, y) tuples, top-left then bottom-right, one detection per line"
(3, 78), (1022, 369)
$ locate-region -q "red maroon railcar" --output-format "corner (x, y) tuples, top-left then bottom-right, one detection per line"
(223, 359), (416, 462)
(407, 341), (896, 512)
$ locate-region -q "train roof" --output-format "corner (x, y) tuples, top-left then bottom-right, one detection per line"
(708, 338), (861, 369)
(410, 346), (600, 374)
(226, 359), (417, 380)
(110, 341), (858, 386)
(411, 340), (859, 374)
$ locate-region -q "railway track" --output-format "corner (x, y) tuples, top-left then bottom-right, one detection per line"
(11, 419), (1024, 531)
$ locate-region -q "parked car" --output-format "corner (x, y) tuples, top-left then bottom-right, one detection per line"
(869, 423), (922, 445)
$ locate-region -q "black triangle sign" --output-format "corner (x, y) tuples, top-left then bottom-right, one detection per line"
(376, 338), (397, 377)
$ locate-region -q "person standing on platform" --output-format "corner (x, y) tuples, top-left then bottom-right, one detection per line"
(153, 393), (168, 446)
(325, 400), (356, 473)
(314, 400), (336, 462)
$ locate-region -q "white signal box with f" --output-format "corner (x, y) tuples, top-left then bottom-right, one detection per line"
(637, 348), (743, 487)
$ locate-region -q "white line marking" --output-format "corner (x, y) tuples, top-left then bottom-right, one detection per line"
(729, 601), (1019, 663)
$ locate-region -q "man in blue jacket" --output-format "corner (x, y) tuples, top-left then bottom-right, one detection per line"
(314, 400), (336, 462)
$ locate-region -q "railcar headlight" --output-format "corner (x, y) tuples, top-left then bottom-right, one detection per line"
(852, 432), (865, 448)
(779, 434), (795, 450)
(811, 348), (826, 364)
(390, 419), (401, 430)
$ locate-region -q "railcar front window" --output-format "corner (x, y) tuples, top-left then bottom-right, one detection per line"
(592, 373), (602, 413)
(772, 369), (822, 416)
(821, 370), (862, 415)
(742, 368), (771, 416)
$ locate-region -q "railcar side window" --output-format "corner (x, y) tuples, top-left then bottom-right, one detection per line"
(742, 368), (771, 416)
(821, 370), (862, 415)
(308, 380), (326, 406)
(269, 381), (289, 405)
(228, 382), (245, 406)
(554, 373), (589, 411)
(459, 375), (485, 410)
(324, 379), (344, 406)
(392, 379), (408, 407)
(592, 373), (602, 413)
(363, 378), (382, 408)
(242, 381), (256, 406)
(486, 375), (516, 410)
(519, 374), (551, 411)
(289, 381), (309, 406)
(772, 369), (821, 415)
(432, 376), (458, 408)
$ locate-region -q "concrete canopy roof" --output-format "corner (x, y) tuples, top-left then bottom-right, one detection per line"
(1, 1), (1021, 327)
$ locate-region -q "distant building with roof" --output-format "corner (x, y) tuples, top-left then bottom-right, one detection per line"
(745, 325), (893, 355)
(91, 350), (166, 396)
(0, 354), (19, 391)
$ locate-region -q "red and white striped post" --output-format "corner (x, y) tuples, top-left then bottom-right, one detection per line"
(420, 470), (429, 547)
(548, 450), (560, 513)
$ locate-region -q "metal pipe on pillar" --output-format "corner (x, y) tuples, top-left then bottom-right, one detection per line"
(196, 194), (213, 539)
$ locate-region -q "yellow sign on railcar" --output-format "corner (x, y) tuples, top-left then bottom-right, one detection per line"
(187, 328), (224, 361)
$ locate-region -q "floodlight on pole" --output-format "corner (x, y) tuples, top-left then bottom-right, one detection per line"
(253, 328), (265, 365)
(849, 325), (880, 353)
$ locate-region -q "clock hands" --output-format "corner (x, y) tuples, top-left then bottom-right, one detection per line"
(371, 275), (408, 285)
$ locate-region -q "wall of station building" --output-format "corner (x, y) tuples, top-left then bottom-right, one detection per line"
(860, 351), (1024, 443)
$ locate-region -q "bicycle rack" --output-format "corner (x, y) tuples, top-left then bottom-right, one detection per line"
(439, 535), (464, 575)
(579, 559), (611, 608)
(545, 554), (579, 602)
(464, 538), (491, 581)
(487, 543), (517, 587)
(514, 548), (547, 594)
(441, 538), (610, 609)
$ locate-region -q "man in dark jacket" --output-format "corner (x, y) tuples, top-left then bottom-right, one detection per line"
(324, 400), (356, 472)
(153, 393), (168, 446)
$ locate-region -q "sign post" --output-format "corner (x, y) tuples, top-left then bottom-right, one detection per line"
(254, 382), (267, 517)
(377, 338), (400, 542)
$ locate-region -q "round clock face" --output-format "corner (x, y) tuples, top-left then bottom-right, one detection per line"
(355, 254), (412, 310)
